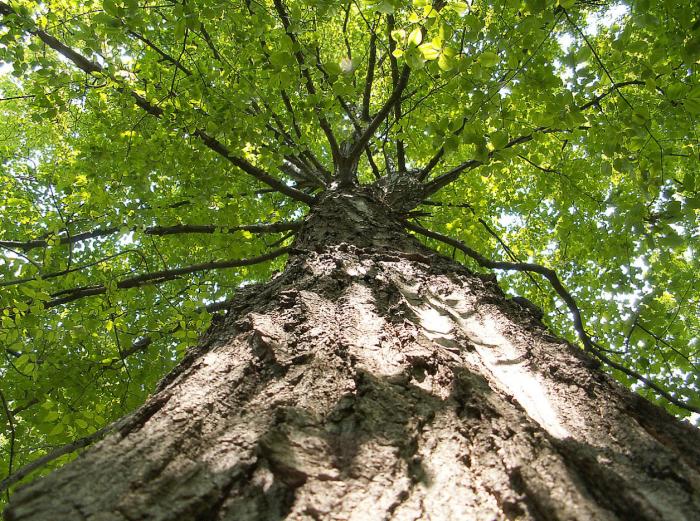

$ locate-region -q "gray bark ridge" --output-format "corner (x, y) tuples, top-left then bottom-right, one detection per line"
(5, 191), (700, 521)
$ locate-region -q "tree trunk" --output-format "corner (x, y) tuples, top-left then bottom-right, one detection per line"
(5, 189), (700, 521)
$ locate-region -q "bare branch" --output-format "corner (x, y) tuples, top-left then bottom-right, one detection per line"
(3, 248), (291, 316)
(348, 64), (410, 160)
(0, 221), (301, 253)
(405, 221), (700, 414)
(272, 0), (341, 164)
(386, 15), (405, 172)
(0, 425), (108, 494)
(361, 30), (377, 122)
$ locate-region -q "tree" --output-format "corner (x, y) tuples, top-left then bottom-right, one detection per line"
(0, 0), (699, 518)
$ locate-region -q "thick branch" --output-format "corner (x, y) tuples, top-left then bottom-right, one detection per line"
(405, 221), (699, 414)
(4, 248), (290, 315)
(386, 15), (406, 172)
(192, 130), (315, 204)
(272, 0), (341, 164)
(361, 31), (377, 122)
(0, 220), (301, 253)
(421, 126), (572, 199)
(421, 160), (481, 199)
(348, 64), (410, 160)
(0, 426), (108, 494)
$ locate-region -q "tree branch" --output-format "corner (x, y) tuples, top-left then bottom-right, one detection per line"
(386, 15), (406, 172)
(564, 10), (663, 152)
(1, 249), (143, 288)
(197, 23), (226, 65)
(3, 248), (291, 316)
(280, 89), (332, 181)
(127, 29), (192, 75)
(578, 80), (645, 111)
(0, 388), (16, 498)
(404, 221), (700, 414)
(348, 64), (410, 160)
(421, 126), (576, 199)
(272, 0), (341, 164)
(421, 160), (482, 199)
(0, 220), (301, 253)
(103, 296), (237, 366)
(361, 30), (377, 122)
(0, 425), (108, 494)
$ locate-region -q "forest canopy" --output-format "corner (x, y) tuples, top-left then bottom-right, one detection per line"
(0, 0), (699, 500)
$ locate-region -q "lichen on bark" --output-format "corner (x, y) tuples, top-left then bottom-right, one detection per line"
(5, 191), (700, 521)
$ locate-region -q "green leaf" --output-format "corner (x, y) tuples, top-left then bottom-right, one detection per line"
(418, 42), (440, 60)
(438, 54), (454, 71)
(478, 51), (499, 67)
(683, 97), (700, 115)
(405, 48), (426, 69)
(102, 0), (119, 17)
(451, 2), (469, 15)
(408, 27), (423, 46)
(49, 423), (66, 436)
(174, 18), (186, 41)
(376, 1), (395, 14)
(390, 29), (406, 42)
(490, 131), (508, 150)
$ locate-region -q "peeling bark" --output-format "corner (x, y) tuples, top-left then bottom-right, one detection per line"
(5, 190), (700, 521)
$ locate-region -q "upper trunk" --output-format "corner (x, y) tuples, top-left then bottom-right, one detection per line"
(293, 188), (417, 250)
(5, 191), (700, 521)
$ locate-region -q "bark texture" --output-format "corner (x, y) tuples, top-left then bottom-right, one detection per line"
(5, 190), (700, 521)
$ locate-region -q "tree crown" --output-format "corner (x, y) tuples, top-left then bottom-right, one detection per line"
(0, 0), (698, 498)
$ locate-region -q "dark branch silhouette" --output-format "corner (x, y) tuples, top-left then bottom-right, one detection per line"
(2, 248), (290, 316)
(405, 221), (699, 414)
(0, 221), (301, 253)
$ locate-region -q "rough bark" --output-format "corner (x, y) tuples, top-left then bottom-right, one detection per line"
(5, 189), (700, 521)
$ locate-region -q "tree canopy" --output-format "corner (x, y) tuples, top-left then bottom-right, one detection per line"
(0, 0), (698, 501)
